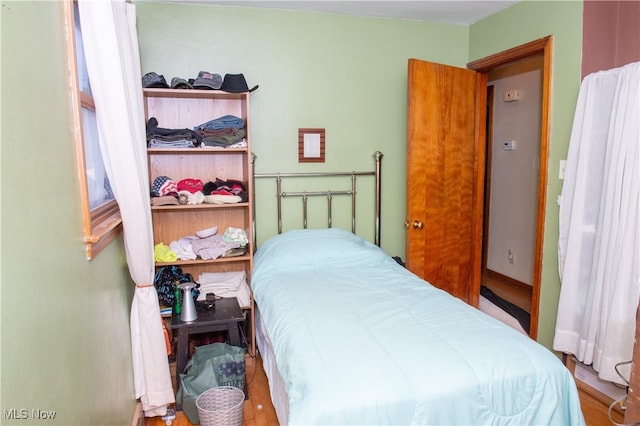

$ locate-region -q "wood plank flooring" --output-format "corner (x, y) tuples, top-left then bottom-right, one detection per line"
(145, 353), (622, 426)
(579, 386), (624, 426)
(146, 353), (278, 426)
(482, 271), (532, 313)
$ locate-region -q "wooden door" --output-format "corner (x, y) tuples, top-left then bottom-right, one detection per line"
(405, 59), (486, 306)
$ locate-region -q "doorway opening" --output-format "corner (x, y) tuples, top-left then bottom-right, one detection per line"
(481, 55), (545, 335)
(468, 36), (552, 340)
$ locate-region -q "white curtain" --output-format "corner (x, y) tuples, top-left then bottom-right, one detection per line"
(78, 0), (174, 416)
(554, 61), (640, 385)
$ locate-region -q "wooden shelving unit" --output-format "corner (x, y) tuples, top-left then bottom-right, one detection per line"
(144, 87), (255, 355)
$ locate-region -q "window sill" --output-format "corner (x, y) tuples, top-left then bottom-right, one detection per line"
(84, 202), (122, 260)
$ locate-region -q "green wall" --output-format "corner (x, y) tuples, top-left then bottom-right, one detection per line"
(1, 2), (136, 424)
(470, 0), (583, 349)
(134, 1), (470, 258)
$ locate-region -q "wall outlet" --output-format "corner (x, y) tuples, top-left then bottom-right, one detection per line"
(502, 140), (516, 151)
(508, 249), (515, 265)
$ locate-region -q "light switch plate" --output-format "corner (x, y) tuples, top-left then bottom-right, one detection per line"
(559, 160), (566, 179)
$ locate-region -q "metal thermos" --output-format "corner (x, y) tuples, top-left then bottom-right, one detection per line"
(178, 282), (198, 322)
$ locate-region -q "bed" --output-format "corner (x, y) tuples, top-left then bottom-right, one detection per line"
(251, 155), (585, 425)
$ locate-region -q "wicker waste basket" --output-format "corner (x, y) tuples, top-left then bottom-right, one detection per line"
(196, 386), (245, 426)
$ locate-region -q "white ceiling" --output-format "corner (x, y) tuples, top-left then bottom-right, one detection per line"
(158, 1), (520, 25)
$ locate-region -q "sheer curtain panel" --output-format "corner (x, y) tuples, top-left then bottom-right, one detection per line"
(77, 0), (174, 416)
(554, 62), (640, 385)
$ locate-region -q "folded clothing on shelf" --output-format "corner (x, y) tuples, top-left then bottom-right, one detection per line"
(146, 117), (202, 147)
(202, 178), (248, 202)
(197, 271), (251, 308)
(167, 227), (248, 261)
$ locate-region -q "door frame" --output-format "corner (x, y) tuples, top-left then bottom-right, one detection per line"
(467, 36), (553, 340)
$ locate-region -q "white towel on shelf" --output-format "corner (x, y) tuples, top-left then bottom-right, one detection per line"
(197, 271), (251, 308)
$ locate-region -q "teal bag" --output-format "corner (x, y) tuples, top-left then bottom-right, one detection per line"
(176, 343), (246, 424)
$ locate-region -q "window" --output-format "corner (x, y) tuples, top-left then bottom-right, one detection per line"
(66, 0), (122, 259)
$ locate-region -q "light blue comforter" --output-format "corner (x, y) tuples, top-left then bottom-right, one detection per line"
(252, 228), (585, 425)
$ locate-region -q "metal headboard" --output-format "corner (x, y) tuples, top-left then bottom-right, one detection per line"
(252, 151), (383, 247)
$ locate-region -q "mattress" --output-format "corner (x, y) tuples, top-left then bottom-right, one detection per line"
(255, 306), (289, 424)
(252, 228), (585, 425)
(479, 295), (528, 335)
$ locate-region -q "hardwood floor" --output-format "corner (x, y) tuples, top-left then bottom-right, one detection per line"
(145, 353), (622, 426)
(146, 353), (278, 426)
(580, 386), (624, 426)
(482, 270), (532, 313)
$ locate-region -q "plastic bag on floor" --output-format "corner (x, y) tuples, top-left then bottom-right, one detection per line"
(176, 343), (245, 424)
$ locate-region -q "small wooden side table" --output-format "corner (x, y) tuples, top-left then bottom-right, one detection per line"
(170, 297), (245, 390)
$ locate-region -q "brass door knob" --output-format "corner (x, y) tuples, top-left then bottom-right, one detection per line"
(404, 220), (424, 230)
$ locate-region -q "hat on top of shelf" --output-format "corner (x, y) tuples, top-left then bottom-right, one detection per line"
(170, 77), (193, 89)
(150, 195), (179, 206)
(221, 73), (259, 93)
(177, 178), (204, 194)
(193, 71), (223, 90)
(142, 72), (169, 88)
(151, 175), (178, 197)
